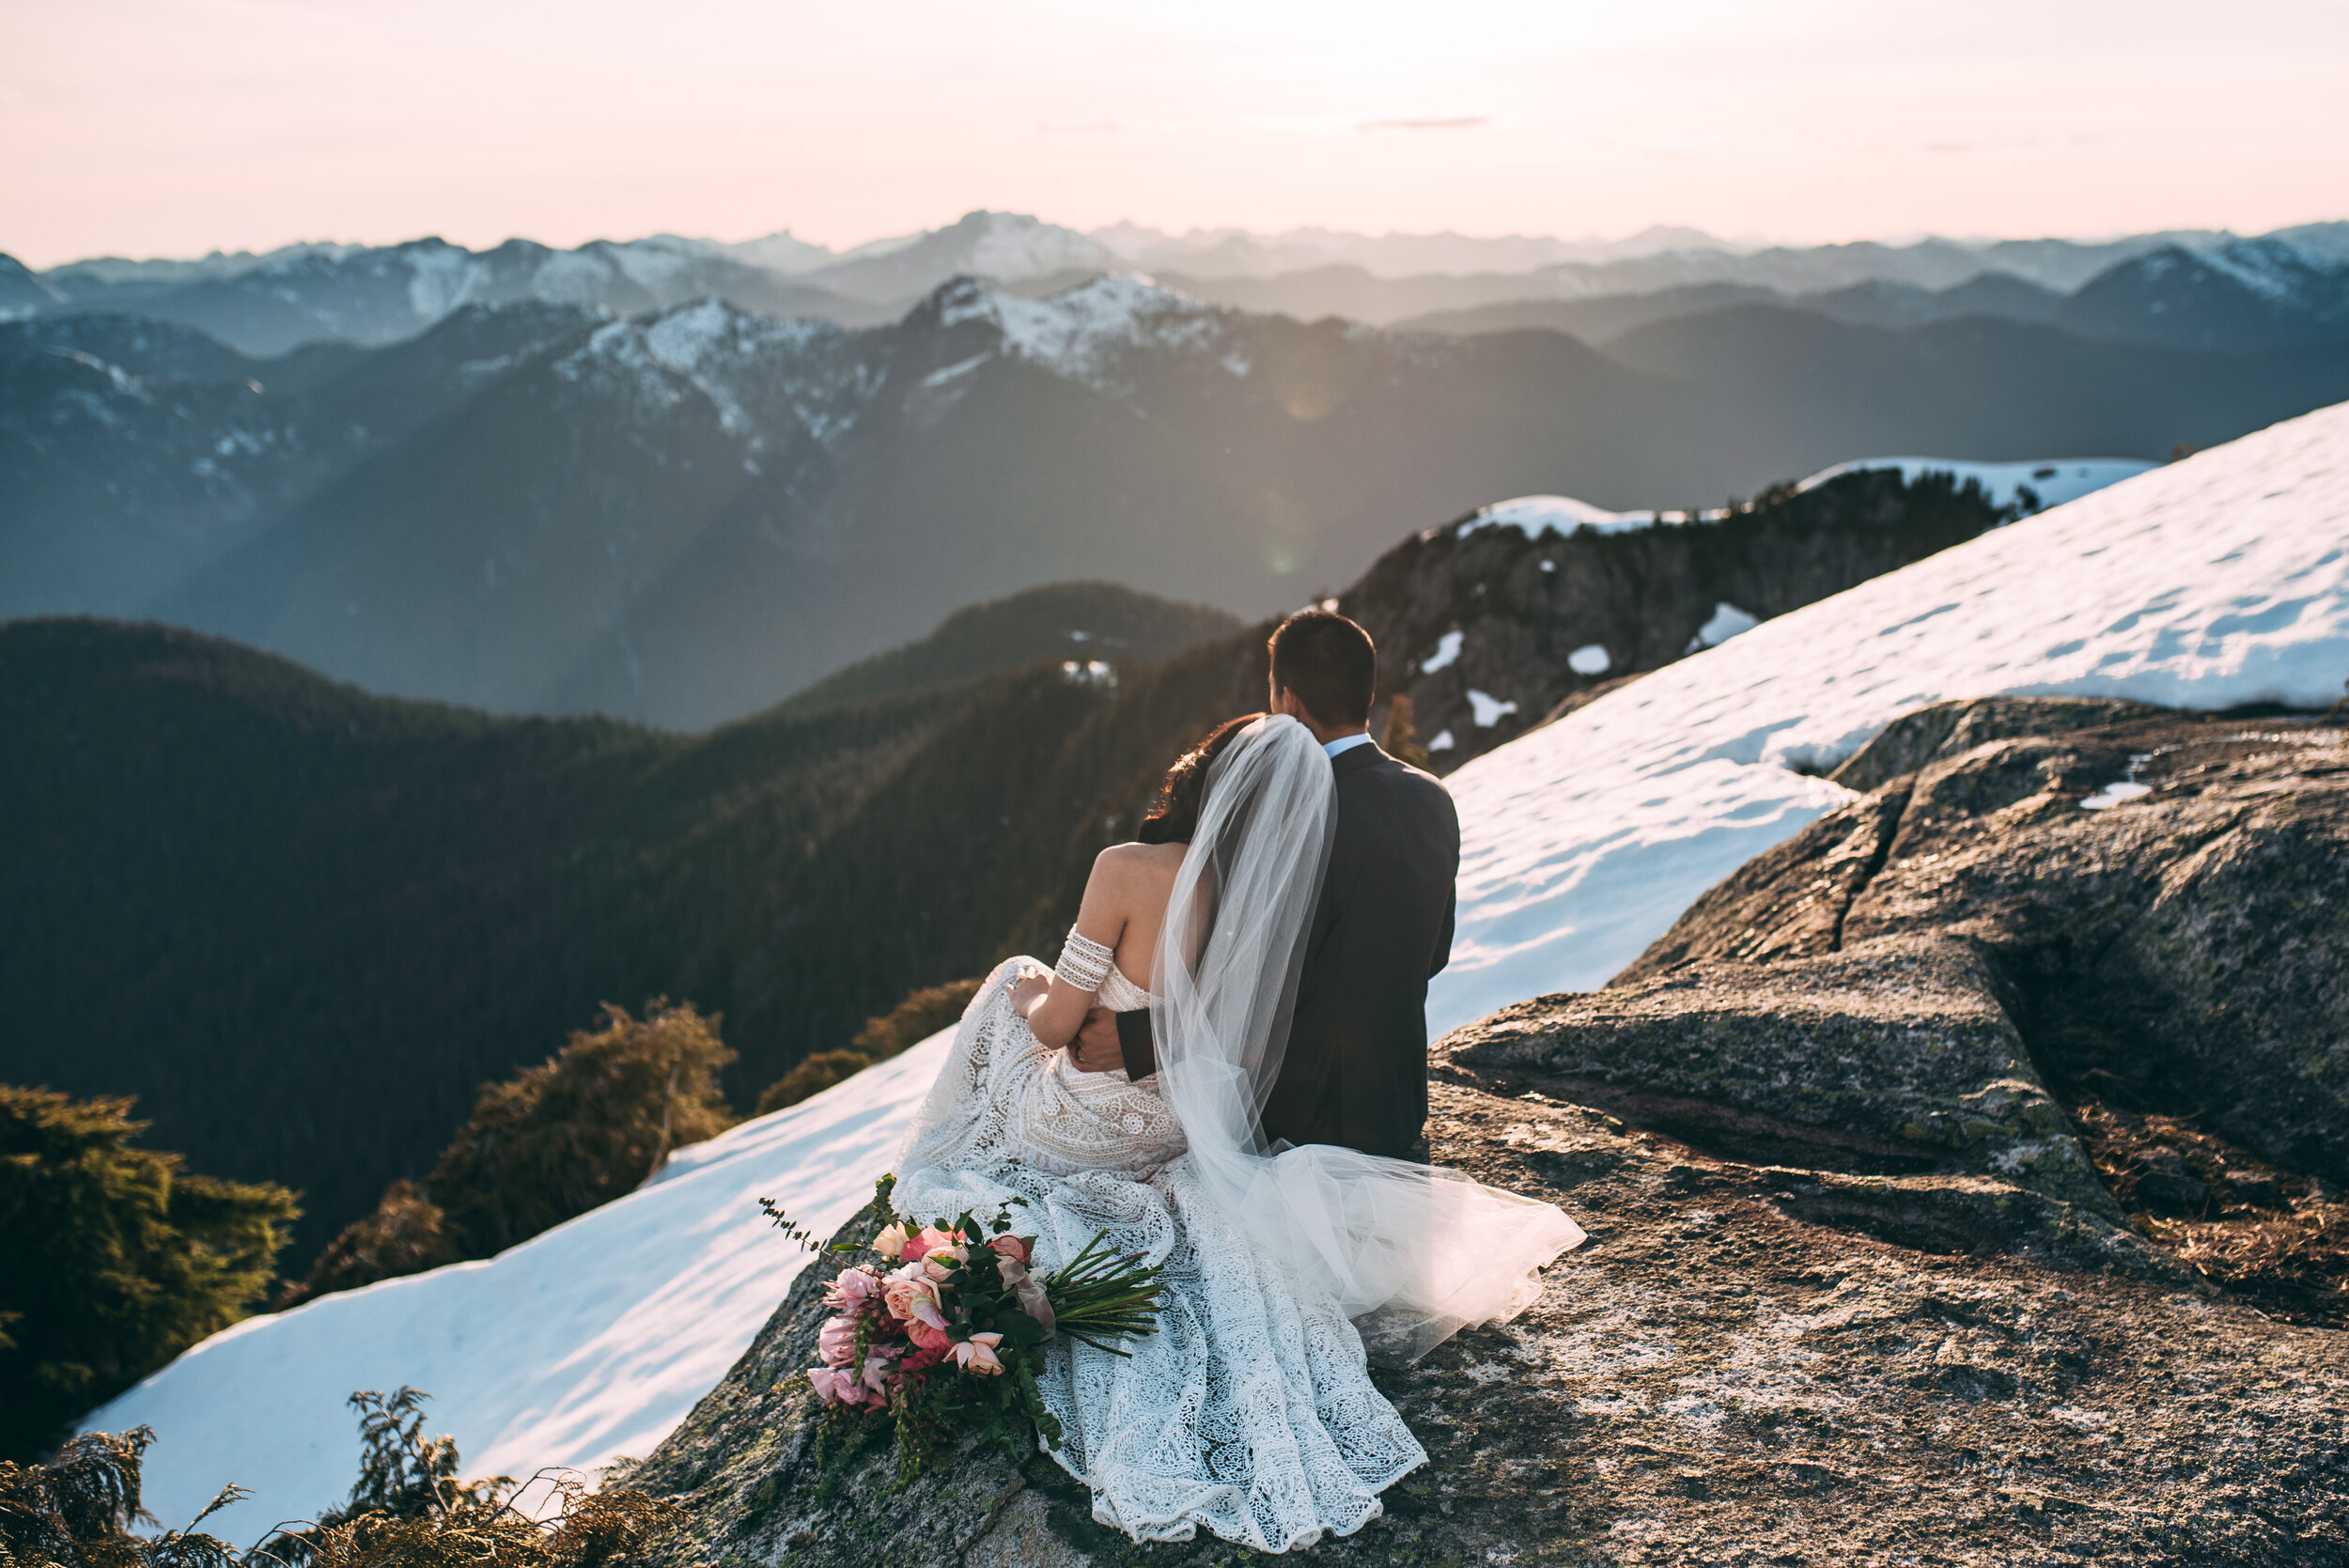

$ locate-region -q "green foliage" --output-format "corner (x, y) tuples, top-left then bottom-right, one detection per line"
(0, 613), (1218, 1268)
(753, 978), (985, 1115)
(285, 1002), (736, 1306)
(0, 1390), (682, 1568)
(0, 1087), (297, 1463)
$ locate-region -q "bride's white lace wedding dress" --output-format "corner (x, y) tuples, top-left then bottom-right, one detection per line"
(895, 955), (1429, 1553)
(893, 715), (1582, 1552)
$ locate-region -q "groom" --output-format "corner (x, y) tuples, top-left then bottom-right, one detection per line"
(1073, 609), (1462, 1160)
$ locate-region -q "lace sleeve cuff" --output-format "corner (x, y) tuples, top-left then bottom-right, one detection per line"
(1055, 929), (1115, 993)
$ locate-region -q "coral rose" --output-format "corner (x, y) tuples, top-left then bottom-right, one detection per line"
(952, 1332), (1006, 1375)
(883, 1269), (950, 1333)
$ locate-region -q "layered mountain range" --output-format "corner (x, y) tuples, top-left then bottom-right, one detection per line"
(9, 262), (2347, 726)
(9, 210), (2348, 353)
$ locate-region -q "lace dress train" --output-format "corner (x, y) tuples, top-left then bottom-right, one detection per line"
(894, 958), (1427, 1553)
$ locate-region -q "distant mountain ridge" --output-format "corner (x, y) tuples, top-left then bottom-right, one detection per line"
(9, 272), (2349, 726)
(10, 210), (2347, 355)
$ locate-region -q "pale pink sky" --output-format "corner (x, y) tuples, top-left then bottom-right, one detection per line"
(5, 0), (2346, 267)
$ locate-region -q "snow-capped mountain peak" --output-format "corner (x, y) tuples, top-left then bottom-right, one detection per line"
(918, 272), (1230, 390)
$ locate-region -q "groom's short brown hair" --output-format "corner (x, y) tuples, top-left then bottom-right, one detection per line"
(1268, 610), (1377, 728)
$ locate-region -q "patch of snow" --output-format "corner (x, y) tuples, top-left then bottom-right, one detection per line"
(1688, 603), (1759, 653)
(982, 274), (1214, 387)
(2078, 750), (2155, 810)
(2078, 781), (2152, 810)
(1467, 690), (1519, 726)
(718, 230), (839, 274)
(402, 242), (487, 322)
(1428, 729), (1456, 752)
(1796, 457), (2156, 514)
(1566, 644), (1611, 676)
(1460, 495), (1656, 536)
(1422, 629), (1464, 674)
(1425, 400), (2349, 1034)
(921, 352), (991, 387)
(605, 237), (704, 291)
(532, 248), (621, 303)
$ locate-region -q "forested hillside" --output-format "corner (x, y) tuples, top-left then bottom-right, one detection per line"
(0, 586), (1239, 1262)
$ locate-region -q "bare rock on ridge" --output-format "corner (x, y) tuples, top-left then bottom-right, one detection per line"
(627, 699), (2349, 1567)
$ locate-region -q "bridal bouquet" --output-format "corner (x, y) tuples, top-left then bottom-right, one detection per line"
(768, 1176), (1163, 1478)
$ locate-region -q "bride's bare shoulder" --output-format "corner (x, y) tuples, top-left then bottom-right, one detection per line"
(1091, 841), (1187, 892)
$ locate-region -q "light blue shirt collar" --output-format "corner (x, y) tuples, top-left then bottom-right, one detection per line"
(1323, 732), (1376, 760)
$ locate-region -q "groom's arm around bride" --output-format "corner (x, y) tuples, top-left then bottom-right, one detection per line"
(1076, 610), (1461, 1161)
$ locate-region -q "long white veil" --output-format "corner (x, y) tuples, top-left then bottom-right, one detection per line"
(1152, 715), (1584, 1361)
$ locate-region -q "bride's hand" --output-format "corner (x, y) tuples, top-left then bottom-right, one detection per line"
(1008, 970), (1051, 1017)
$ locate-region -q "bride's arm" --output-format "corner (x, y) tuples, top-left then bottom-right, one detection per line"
(1012, 851), (1130, 1051)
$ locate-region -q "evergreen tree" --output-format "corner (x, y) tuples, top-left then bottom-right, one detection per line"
(0, 1087), (297, 1461)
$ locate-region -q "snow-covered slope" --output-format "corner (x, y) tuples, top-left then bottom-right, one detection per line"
(1794, 457), (2155, 513)
(1461, 453), (2153, 538)
(1427, 403), (2348, 1032)
(90, 1038), (958, 1534)
(88, 400), (2349, 1537)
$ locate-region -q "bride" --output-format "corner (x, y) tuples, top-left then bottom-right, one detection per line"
(894, 706), (1584, 1553)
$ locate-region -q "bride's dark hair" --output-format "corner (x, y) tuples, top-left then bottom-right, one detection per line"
(1137, 715), (1264, 845)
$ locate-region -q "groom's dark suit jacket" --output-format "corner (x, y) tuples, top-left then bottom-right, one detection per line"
(1117, 738), (1461, 1158)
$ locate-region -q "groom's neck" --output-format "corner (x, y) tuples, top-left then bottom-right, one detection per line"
(1272, 688), (1366, 746)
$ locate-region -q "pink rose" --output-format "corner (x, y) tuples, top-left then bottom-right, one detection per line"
(806, 1366), (855, 1405)
(816, 1313), (859, 1368)
(905, 1315), (950, 1352)
(986, 1234), (1034, 1267)
(921, 1247), (967, 1282)
(882, 1269), (949, 1333)
(992, 1254), (1056, 1335)
(822, 1266), (879, 1313)
(903, 1225), (962, 1264)
(952, 1332), (1006, 1376)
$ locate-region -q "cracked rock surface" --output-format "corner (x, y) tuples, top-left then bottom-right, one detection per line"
(629, 700), (2348, 1567)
